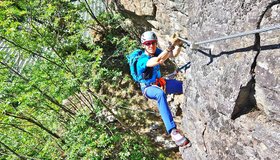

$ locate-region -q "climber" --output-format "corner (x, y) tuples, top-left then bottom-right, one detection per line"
(130, 31), (191, 147)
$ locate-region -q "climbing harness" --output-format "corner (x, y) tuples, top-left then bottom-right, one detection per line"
(155, 77), (166, 91)
(165, 61), (191, 79)
(179, 24), (280, 51)
(140, 77), (166, 90)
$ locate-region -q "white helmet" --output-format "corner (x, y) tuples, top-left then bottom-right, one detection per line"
(141, 31), (157, 44)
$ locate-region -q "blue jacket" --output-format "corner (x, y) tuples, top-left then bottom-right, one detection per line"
(136, 48), (162, 85)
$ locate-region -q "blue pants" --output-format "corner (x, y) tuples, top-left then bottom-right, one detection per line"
(142, 79), (183, 134)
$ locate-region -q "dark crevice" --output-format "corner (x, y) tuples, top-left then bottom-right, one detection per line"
(251, 0), (280, 73)
(250, 35), (260, 75)
(231, 77), (258, 120)
(231, 0), (280, 120)
(152, 2), (157, 18)
(202, 123), (208, 156)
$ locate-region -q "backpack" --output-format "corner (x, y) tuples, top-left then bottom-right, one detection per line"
(126, 49), (143, 82)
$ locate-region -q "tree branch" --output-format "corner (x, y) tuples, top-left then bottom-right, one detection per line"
(3, 112), (64, 144)
(82, 0), (107, 31)
(0, 36), (68, 72)
(0, 60), (75, 117)
(0, 141), (26, 159)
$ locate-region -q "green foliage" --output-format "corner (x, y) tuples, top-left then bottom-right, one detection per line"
(0, 1), (167, 159)
(58, 112), (159, 159)
(93, 12), (138, 66)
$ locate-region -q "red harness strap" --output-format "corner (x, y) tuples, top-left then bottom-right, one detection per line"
(155, 78), (166, 92)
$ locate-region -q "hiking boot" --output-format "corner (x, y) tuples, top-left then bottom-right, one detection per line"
(171, 129), (191, 147)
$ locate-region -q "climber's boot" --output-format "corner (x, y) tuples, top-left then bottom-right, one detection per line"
(171, 129), (191, 148)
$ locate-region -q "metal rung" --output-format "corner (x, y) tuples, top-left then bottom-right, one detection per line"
(196, 24), (280, 45)
(179, 24), (280, 51)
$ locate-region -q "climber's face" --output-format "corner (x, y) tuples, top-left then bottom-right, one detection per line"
(143, 40), (157, 55)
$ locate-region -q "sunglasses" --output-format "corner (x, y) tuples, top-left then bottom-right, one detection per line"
(144, 41), (157, 46)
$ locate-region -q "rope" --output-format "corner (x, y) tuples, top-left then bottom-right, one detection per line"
(164, 61), (191, 79)
(179, 24), (280, 47)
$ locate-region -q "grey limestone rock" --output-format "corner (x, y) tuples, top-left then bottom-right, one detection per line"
(114, 0), (280, 159)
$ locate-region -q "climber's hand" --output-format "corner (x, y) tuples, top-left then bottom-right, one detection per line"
(169, 32), (183, 47)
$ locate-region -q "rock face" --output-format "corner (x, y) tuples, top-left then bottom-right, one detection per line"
(112, 0), (280, 159)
